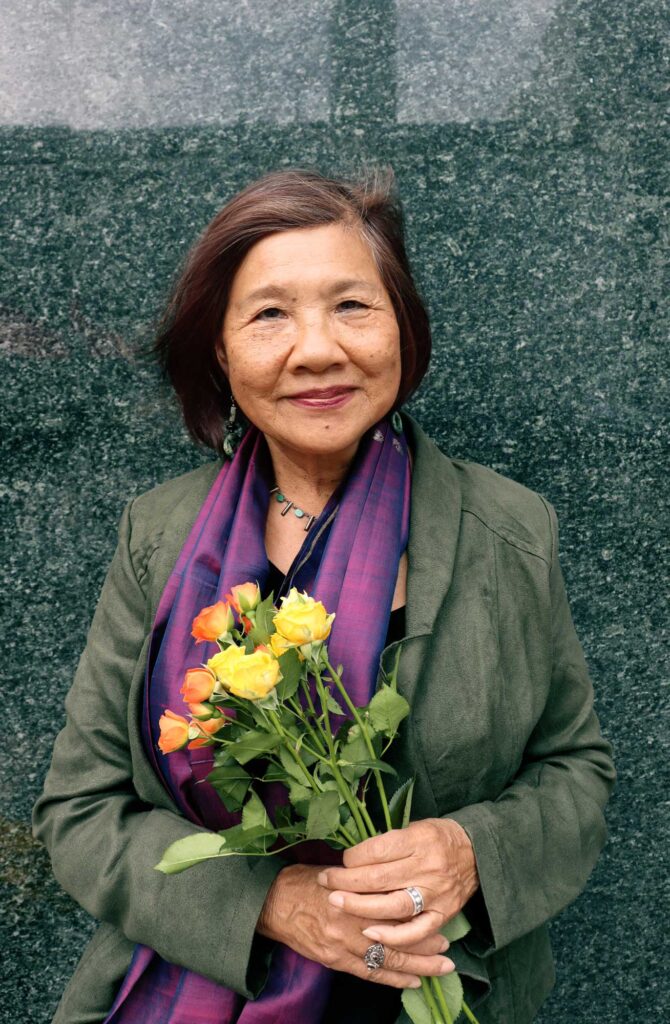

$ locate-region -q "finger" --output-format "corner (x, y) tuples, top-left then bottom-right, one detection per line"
(339, 952), (422, 990)
(341, 829), (417, 868)
(351, 942), (456, 981)
(405, 933), (450, 956)
(318, 857), (415, 894)
(327, 887), (420, 920)
(361, 910), (444, 947)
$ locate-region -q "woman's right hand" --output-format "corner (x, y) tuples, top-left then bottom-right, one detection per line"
(256, 863), (455, 989)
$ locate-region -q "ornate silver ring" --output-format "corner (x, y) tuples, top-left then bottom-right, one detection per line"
(404, 886), (424, 916)
(363, 941), (386, 971)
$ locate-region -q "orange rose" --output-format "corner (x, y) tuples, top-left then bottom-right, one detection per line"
(187, 716), (228, 749)
(191, 601), (235, 644)
(226, 582), (261, 616)
(187, 701), (214, 720)
(180, 667), (215, 704)
(158, 709), (190, 754)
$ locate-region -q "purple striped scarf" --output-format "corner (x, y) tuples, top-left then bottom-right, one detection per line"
(103, 415), (411, 1024)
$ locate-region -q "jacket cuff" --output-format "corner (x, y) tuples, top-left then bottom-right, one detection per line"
(219, 854), (287, 999)
(443, 805), (505, 956)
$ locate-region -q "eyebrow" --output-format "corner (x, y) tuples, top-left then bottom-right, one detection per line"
(237, 278), (378, 310)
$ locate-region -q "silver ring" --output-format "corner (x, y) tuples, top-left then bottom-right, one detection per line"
(404, 886), (424, 916)
(363, 942), (386, 971)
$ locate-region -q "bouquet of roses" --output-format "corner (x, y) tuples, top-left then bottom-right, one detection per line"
(155, 582), (481, 1024)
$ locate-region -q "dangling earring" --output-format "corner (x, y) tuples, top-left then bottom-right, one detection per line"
(222, 399), (244, 460)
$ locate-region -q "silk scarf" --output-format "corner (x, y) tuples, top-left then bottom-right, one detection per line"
(103, 414), (411, 1024)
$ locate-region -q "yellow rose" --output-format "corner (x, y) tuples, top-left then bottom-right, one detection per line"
(208, 644), (281, 701)
(207, 645), (246, 690)
(269, 630), (293, 658)
(272, 588), (335, 647)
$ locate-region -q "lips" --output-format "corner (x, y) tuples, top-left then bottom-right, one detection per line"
(286, 387), (356, 410)
(288, 387), (354, 399)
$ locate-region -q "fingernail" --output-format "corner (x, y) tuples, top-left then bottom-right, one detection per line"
(317, 872), (328, 886)
(329, 893), (344, 907)
(440, 959), (455, 974)
(362, 928), (381, 940)
(439, 938), (450, 952)
(410, 979), (422, 988)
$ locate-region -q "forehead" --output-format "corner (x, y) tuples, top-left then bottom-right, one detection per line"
(229, 222), (382, 301)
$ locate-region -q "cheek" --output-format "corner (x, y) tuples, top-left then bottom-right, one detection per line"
(361, 336), (402, 386)
(225, 341), (280, 390)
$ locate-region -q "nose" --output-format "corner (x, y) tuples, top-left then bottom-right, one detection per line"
(286, 310), (347, 372)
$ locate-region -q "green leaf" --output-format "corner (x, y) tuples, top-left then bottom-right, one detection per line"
(242, 791), (270, 832)
(440, 910), (472, 942)
(248, 594), (277, 646)
(338, 728), (376, 782)
(388, 776), (416, 830)
(261, 762), (288, 783)
(154, 832), (226, 874)
(279, 743), (310, 783)
(368, 684), (410, 735)
(400, 986), (432, 1024)
(205, 764), (252, 812)
(275, 647), (302, 700)
(273, 804), (294, 829)
(325, 690), (345, 716)
(287, 780), (312, 815)
(228, 729), (281, 765)
(305, 790), (341, 839)
(437, 970), (464, 1020)
(213, 747), (236, 767)
(337, 757), (397, 776)
(401, 969), (464, 1024)
(218, 821), (310, 853)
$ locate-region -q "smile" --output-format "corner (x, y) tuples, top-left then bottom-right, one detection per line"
(286, 390), (356, 409)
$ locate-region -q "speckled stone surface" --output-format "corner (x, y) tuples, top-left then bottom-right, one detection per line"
(1, 1), (668, 1021)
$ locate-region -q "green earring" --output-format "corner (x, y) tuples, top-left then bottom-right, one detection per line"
(391, 410), (403, 435)
(222, 399), (244, 459)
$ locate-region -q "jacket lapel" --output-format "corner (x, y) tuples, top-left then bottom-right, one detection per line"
(403, 412), (462, 637)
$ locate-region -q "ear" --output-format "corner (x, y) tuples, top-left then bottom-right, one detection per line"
(215, 335), (229, 376)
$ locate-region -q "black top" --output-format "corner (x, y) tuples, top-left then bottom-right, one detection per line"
(265, 560), (405, 1022)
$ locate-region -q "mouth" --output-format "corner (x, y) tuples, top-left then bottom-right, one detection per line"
(286, 386), (356, 409)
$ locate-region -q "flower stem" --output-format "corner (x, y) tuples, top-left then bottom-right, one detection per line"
(314, 673), (371, 841)
(356, 798), (378, 837)
(431, 977), (453, 1023)
(461, 999), (482, 1024)
(324, 655), (393, 832)
(420, 978), (445, 1023)
(288, 695), (329, 757)
(266, 710), (320, 794)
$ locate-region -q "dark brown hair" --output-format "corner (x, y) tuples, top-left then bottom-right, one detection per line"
(153, 165), (432, 454)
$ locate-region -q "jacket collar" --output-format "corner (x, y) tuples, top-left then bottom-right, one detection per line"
(402, 412), (462, 637)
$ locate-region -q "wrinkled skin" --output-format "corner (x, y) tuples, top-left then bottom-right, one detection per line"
(257, 818), (479, 989)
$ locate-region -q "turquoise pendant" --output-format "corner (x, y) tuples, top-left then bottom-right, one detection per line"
(391, 410), (403, 435)
(270, 487), (316, 531)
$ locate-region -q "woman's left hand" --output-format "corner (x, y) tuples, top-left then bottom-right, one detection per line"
(316, 818), (480, 949)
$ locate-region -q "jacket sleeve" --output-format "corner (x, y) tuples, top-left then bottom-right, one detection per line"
(445, 497), (616, 956)
(31, 498), (286, 999)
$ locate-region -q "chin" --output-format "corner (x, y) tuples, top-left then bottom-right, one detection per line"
(282, 420), (370, 456)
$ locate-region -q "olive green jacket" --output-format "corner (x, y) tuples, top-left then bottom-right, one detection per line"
(32, 413), (616, 1024)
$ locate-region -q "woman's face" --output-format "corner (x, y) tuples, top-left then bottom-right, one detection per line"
(218, 221), (402, 460)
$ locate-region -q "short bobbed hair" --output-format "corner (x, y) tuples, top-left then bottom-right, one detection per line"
(154, 165), (432, 455)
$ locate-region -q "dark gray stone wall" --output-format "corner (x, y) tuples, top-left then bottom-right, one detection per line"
(2, 1), (667, 1020)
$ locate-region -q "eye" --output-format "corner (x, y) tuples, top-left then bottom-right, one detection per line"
(338, 299), (367, 310)
(252, 307), (282, 319)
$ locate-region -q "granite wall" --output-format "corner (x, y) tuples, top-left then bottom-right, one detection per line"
(2, 1), (667, 1020)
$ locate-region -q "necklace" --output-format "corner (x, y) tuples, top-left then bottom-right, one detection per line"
(270, 486), (318, 532)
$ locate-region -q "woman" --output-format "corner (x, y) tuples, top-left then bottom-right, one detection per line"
(32, 166), (616, 1024)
